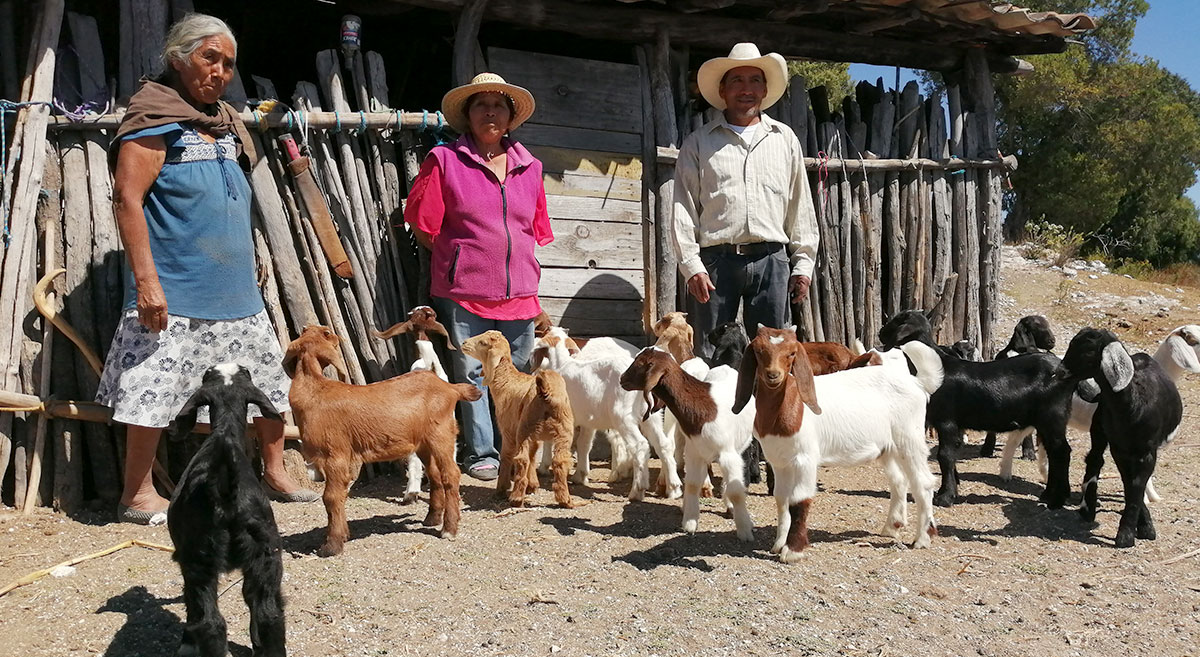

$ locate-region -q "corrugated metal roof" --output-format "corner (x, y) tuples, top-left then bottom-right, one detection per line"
(878, 1), (1096, 38)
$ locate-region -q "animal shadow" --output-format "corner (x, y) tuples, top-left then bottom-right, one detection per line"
(99, 585), (258, 657)
(281, 513), (423, 554)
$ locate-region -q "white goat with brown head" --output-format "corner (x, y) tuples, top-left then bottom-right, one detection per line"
(734, 327), (944, 562)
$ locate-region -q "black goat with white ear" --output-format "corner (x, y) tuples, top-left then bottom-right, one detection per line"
(167, 364), (287, 657)
(1058, 328), (1182, 549)
(981, 315), (1057, 460)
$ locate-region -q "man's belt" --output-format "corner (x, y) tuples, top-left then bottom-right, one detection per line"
(701, 242), (784, 257)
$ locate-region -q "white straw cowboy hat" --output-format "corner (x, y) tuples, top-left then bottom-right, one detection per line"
(441, 72), (536, 134)
(697, 43), (789, 111)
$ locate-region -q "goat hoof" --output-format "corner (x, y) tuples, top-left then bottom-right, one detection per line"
(666, 486), (683, 500)
(979, 445), (995, 458)
(401, 492), (419, 505)
(881, 524), (901, 539)
(422, 512), (443, 527)
(440, 529), (457, 541)
(778, 546), (806, 563)
(1040, 491), (1066, 510)
(628, 488), (645, 502)
(932, 492), (956, 508)
(570, 472), (588, 485)
(1020, 448), (1037, 461)
(682, 520), (698, 534)
(769, 542), (784, 554)
(1077, 507), (1097, 523)
(736, 528), (755, 543)
(1136, 526), (1156, 540)
(700, 485), (714, 499)
(1114, 531), (1136, 549)
(316, 541), (344, 558)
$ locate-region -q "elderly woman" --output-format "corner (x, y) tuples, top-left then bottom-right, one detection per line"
(97, 14), (315, 524)
(404, 73), (553, 481)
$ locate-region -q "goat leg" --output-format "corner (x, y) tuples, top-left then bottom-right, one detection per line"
(178, 571), (228, 657)
(933, 428), (960, 507)
(420, 445), (445, 528)
(318, 470), (351, 557)
(241, 548), (286, 657)
(979, 432), (998, 458)
(550, 433), (575, 508)
(780, 499), (812, 563)
(1037, 428), (1071, 509)
(1019, 433), (1037, 461)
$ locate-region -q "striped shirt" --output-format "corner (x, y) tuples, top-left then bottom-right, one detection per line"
(672, 112), (819, 281)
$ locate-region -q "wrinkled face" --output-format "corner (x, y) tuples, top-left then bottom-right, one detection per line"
(749, 327), (798, 389)
(719, 66), (767, 114)
(171, 34), (236, 106)
(467, 92), (512, 143)
(878, 311), (930, 350)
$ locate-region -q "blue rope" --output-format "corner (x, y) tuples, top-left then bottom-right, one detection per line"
(357, 110), (366, 134)
(1, 99), (56, 247)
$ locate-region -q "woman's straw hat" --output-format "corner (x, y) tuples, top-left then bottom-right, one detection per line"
(440, 72), (536, 134)
(697, 43), (788, 111)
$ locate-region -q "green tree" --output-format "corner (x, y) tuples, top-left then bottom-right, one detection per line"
(926, 1), (1200, 265)
(788, 60), (853, 108)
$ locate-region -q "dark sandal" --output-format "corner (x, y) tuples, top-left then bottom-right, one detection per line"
(117, 504), (168, 526)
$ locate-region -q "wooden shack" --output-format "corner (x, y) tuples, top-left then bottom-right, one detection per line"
(0, 0), (1093, 511)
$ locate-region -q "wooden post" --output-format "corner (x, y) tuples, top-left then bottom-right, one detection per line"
(0, 1), (18, 101)
(928, 91), (953, 342)
(947, 83), (967, 342)
(650, 29), (678, 320)
(865, 79), (891, 343)
(896, 81), (920, 311)
(787, 76), (817, 341)
(0, 0), (63, 501)
(636, 45), (658, 332)
(966, 50), (1000, 359)
(453, 0), (488, 86)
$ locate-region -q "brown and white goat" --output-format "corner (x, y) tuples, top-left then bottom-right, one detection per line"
(620, 348), (757, 541)
(461, 330), (576, 508)
(734, 327), (943, 561)
(284, 326), (478, 556)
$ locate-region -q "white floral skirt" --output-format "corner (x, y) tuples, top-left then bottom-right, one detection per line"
(96, 309), (291, 428)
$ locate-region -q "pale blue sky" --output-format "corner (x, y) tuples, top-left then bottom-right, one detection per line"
(848, 0), (1200, 206)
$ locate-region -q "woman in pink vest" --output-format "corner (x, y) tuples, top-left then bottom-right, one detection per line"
(404, 73), (553, 481)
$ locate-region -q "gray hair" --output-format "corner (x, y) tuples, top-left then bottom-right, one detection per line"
(161, 13), (237, 70)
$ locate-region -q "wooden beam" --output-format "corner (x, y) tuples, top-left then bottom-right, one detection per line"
(655, 146), (1016, 172)
(851, 8), (922, 35)
(377, 0), (971, 70)
(453, 0), (488, 86)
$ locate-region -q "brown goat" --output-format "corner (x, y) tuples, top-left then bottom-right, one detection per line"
(652, 311), (695, 364)
(461, 331), (576, 508)
(284, 326), (478, 556)
(801, 341), (856, 375)
(373, 305), (455, 347)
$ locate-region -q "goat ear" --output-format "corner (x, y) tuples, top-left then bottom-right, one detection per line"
(427, 319), (456, 350)
(244, 385), (283, 422)
(790, 344), (822, 415)
(530, 345), (548, 371)
(1100, 341), (1135, 392)
(372, 320), (412, 340)
(1165, 334), (1200, 374)
(732, 344), (757, 414)
(281, 345), (299, 378)
(167, 389), (209, 441)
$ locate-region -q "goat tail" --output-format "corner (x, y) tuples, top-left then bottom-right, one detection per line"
(452, 382), (483, 402)
(899, 341), (946, 395)
(852, 339), (866, 356)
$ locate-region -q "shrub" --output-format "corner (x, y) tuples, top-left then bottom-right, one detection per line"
(1022, 219), (1086, 267)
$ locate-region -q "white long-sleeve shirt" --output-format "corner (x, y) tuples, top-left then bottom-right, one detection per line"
(672, 113), (819, 281)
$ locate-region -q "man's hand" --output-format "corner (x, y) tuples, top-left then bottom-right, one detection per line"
(788, 275), (811, 304)
(687, 273), (716, 304)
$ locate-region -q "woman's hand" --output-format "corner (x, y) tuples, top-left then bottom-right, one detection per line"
(136, 279), (169, 332)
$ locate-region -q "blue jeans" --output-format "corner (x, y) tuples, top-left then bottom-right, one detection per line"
(432, 297), (535, 470)
(688, 245), (791, 360)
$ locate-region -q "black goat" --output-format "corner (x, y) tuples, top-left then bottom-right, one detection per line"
(980, 315), (1057, 460)
(167, 364), (286, 657)
(949, 340), (981, 362)
(1059, 328), (1182, 548)
(879, 311), (1074, 507)
(705, 321), (769, 489)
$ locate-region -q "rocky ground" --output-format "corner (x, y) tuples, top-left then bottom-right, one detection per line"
(2, 246), (1199, 657)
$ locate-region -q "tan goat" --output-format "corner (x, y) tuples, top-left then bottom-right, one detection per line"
(284, 326), (478, 556)
(652, 311), (695, 363)
(461, 330), (576, 508)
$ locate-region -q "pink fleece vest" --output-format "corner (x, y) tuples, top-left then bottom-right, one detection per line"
(427, 137), (544, 301)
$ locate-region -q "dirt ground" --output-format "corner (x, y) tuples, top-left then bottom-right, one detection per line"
(3, 246), (1200, 657)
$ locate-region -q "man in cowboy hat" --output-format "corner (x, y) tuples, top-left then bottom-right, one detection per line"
(672, 42), (818, 359)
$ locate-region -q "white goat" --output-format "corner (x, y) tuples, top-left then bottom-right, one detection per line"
(620, 348), (756, 541)
(734, 327), (944, 562)
(535, 333), (681, 500)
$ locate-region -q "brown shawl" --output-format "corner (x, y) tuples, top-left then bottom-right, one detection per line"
(109, 77), (256, 171)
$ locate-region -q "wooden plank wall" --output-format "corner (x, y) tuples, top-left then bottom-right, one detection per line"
(490, 48), (648, 342)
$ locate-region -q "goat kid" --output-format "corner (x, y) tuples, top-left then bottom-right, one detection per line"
(374, 305), (458, 504)
(620, 348), (756, 541)
(534, 332), (682, 500)
(1059, 328), (1183, 548)
(734, 328), (942, 561)
(286, 326), (475, 556)
(879, 311), (1075, 508)
(167, 365), (286, 657)
(461, 330), (576, 508)
(980, 315), (1057, 460)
